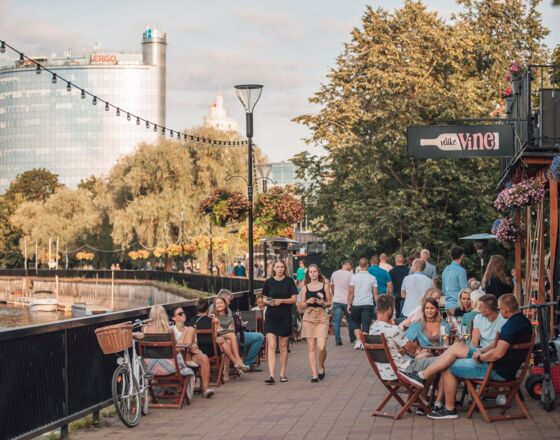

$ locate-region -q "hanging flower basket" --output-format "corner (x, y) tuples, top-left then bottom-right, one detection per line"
(76, 251), (95, 261)
(254, 187), (304, 236)
(492, 216), (521, 248)
(153, 247), (167, 258)
(494, 178), (545, 213)
(182, 243), (197, 256)
(167, 244), (183, 257)
(198, 189), (250, 227)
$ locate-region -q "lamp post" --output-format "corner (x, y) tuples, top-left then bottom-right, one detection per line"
(235, 84), (263, 303)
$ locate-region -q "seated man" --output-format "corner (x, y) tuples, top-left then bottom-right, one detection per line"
(400, 294), (510, 409)
(368, 295), (437, 389)
(427, 294), (532, 419)
(215, 289), (265, 372)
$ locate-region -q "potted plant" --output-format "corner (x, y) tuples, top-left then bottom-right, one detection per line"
(494, 178), (545, 213)
(254, 187), (304, 237)
(492, 216), (521, 248)
(502, 87), (514, 114)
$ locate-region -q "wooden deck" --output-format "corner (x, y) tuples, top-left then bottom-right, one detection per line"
(73, 337), (560, 440)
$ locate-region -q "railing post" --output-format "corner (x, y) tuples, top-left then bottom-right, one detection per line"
(93, 410), (100, 426)
(60, 424), (69, 439)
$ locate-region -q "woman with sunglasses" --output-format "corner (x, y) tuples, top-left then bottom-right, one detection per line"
(171, 306), (215, 398)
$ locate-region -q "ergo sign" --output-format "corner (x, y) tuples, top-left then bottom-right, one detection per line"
(90, 54), (118, 64)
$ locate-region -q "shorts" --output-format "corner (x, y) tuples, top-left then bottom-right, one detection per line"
(350, 305), (374, 333)
(403, 356), (438, 374)
(450, 358), (506, 381)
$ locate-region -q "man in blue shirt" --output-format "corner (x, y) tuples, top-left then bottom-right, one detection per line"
(368, 254), (393, 296)
(442, 246), (467, 314)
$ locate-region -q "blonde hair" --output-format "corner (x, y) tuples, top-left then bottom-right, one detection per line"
(470, 289), (484, 312)
(148, 305), (171, 333)
(458, 288), (472, 311)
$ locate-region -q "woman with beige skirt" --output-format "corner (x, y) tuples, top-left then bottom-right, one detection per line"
(299, 264), (332, 382)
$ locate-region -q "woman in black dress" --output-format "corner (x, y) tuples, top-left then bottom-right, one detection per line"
(262, 259), (298, 384)
(482, 255), (513, 299)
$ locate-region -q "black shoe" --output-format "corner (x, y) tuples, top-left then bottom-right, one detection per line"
(318, 369), (325, 380)
(427, 407), (458, 420)
(335, 341), (343, 346)
(311, 377), (319, 383)
(265, 376), (275, 385)
(398, 371), (425, 388)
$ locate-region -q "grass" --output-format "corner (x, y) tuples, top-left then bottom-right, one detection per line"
(42, 406), (116, 440)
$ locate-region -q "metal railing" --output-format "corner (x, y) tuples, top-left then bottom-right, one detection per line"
(0, 273), (258, 440)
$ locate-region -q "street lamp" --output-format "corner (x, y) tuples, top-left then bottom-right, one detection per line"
(256, 163), (273, 193)
(235, 84), (263, 303)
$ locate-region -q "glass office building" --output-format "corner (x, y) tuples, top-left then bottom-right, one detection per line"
(0, 28), (166, 191)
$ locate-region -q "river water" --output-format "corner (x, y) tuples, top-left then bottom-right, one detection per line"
(0, 304), (70, 329)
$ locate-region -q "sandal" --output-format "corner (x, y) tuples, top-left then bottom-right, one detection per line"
(280, 376), (288, 383)
(202, 389), (215, 398)
(265, 376), (275, 385)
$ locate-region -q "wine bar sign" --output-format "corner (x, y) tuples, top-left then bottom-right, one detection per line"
(407, 125), (514, 159)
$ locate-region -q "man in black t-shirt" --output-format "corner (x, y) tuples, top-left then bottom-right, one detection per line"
(389, 254), (409, 318)
(428, 294), (532, 420)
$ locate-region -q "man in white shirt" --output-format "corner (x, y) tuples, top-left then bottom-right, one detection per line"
(471, 294), (507, 348)
(401, 259), (434, 318)
(348, 257), (378, 349)
(330, 260), (356, 346)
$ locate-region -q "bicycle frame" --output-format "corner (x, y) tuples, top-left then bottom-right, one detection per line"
(116, 326), (148, 400)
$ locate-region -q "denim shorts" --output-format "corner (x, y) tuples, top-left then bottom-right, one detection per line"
(450, 358), (505, 381)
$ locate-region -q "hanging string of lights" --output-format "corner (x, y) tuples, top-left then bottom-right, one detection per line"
(0, 39), (248, 147)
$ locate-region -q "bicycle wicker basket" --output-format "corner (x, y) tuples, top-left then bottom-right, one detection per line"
(95, 322), (133, 355)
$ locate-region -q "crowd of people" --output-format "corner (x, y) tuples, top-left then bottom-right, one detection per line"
(139, 246), (531, 422)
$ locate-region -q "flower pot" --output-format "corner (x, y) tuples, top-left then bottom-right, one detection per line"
(512, 79), (522, 95)
(505, 96), (515, 115)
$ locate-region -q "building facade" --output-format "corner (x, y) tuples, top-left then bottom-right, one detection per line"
(203, 94), (239, 132)
(0, 27), (166, 191)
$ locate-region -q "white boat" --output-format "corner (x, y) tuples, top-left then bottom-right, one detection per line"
(30, 290), (58, 312)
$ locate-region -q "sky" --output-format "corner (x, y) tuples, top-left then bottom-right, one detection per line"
(0, 0), (558, 163)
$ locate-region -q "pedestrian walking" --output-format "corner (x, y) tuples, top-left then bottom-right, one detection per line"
(389, 254), (409, 318)
(330, 260), (356, 346)
(348, 257), (378, 350)
(262, 260), (298, 384)
(299, 264), (332, 382)
(442, 246), (467, 316)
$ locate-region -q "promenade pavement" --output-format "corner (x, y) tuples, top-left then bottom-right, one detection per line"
(74, 337), (560, 440)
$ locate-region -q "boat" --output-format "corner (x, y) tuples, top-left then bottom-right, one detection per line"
(30, 290), (58, 312)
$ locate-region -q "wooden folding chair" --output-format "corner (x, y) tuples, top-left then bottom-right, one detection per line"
(138, 332), (192, 409)
(195, 319), (226, 387)
(360, 332), (429, 420)
(464, 332), (535, 422)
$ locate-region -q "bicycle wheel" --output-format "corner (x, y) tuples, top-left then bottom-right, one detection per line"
(137, 359), (150, 415)
(112, 364), (141, 427)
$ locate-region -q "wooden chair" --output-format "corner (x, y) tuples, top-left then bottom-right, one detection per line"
(360, 332), (429, 420)
(464, 332), (535, 422)
(194, 318), (225, 387)
(138, 332), (192, 409)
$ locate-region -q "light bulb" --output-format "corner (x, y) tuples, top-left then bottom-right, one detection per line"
(36, 64), (41, 74)
(153, 124), (157, 132)
(116, 108), (120, 116)
(81, 89), (86, 99)
(66, 82), (71, 92)
(92, 96), (97, 105)
(105, 102), (109, 111)
(146, 121), (150, 129)
(0, 41), (5, 53)
(136, 117), (140, 125)
(52, 74), (57, 84)
(127, 113), (131, 121)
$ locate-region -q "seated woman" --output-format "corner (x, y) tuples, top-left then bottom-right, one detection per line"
(453, 288), (472, 318)
(143, 305), (195, 378)
(170, 306), (214, 398)
(404, 297), (450, 359)
(399, 288), (442, 330)
(461, 289), (484, 337)
(213, 296), (249, 372)
(187, 298), (248, 373)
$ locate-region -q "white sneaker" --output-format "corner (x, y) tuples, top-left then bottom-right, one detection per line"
(354, 340), (363, 350)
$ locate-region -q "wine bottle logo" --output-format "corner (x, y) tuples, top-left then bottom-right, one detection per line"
(420, 132), (499, 151)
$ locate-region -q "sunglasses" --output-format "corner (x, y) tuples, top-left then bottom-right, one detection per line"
(174, 311), (185, 317)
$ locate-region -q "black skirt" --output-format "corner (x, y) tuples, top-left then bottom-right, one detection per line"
(265, 311), (292, 337)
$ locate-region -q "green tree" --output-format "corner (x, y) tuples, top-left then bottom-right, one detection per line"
(294, 1), (549, 272)
(0, 169), (63, 266)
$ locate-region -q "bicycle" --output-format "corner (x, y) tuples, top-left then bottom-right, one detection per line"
(521, 299), (558, 412)
(95, 318), (152, 427)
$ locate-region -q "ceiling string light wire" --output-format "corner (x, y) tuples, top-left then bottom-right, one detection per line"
(0, 39), (248, 147)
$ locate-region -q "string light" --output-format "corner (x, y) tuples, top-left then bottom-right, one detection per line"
(146, 120), (150, 129)
(0, 39), (248, 147)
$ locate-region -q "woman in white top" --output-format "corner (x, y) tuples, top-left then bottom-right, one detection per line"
(399, 288), (442, 329)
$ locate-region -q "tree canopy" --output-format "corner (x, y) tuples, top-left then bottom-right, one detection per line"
(294, 0), (550, 270)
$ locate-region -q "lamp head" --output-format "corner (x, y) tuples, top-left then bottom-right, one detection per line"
(234, 84), (263, 113)
(256, 163), (272, 178)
